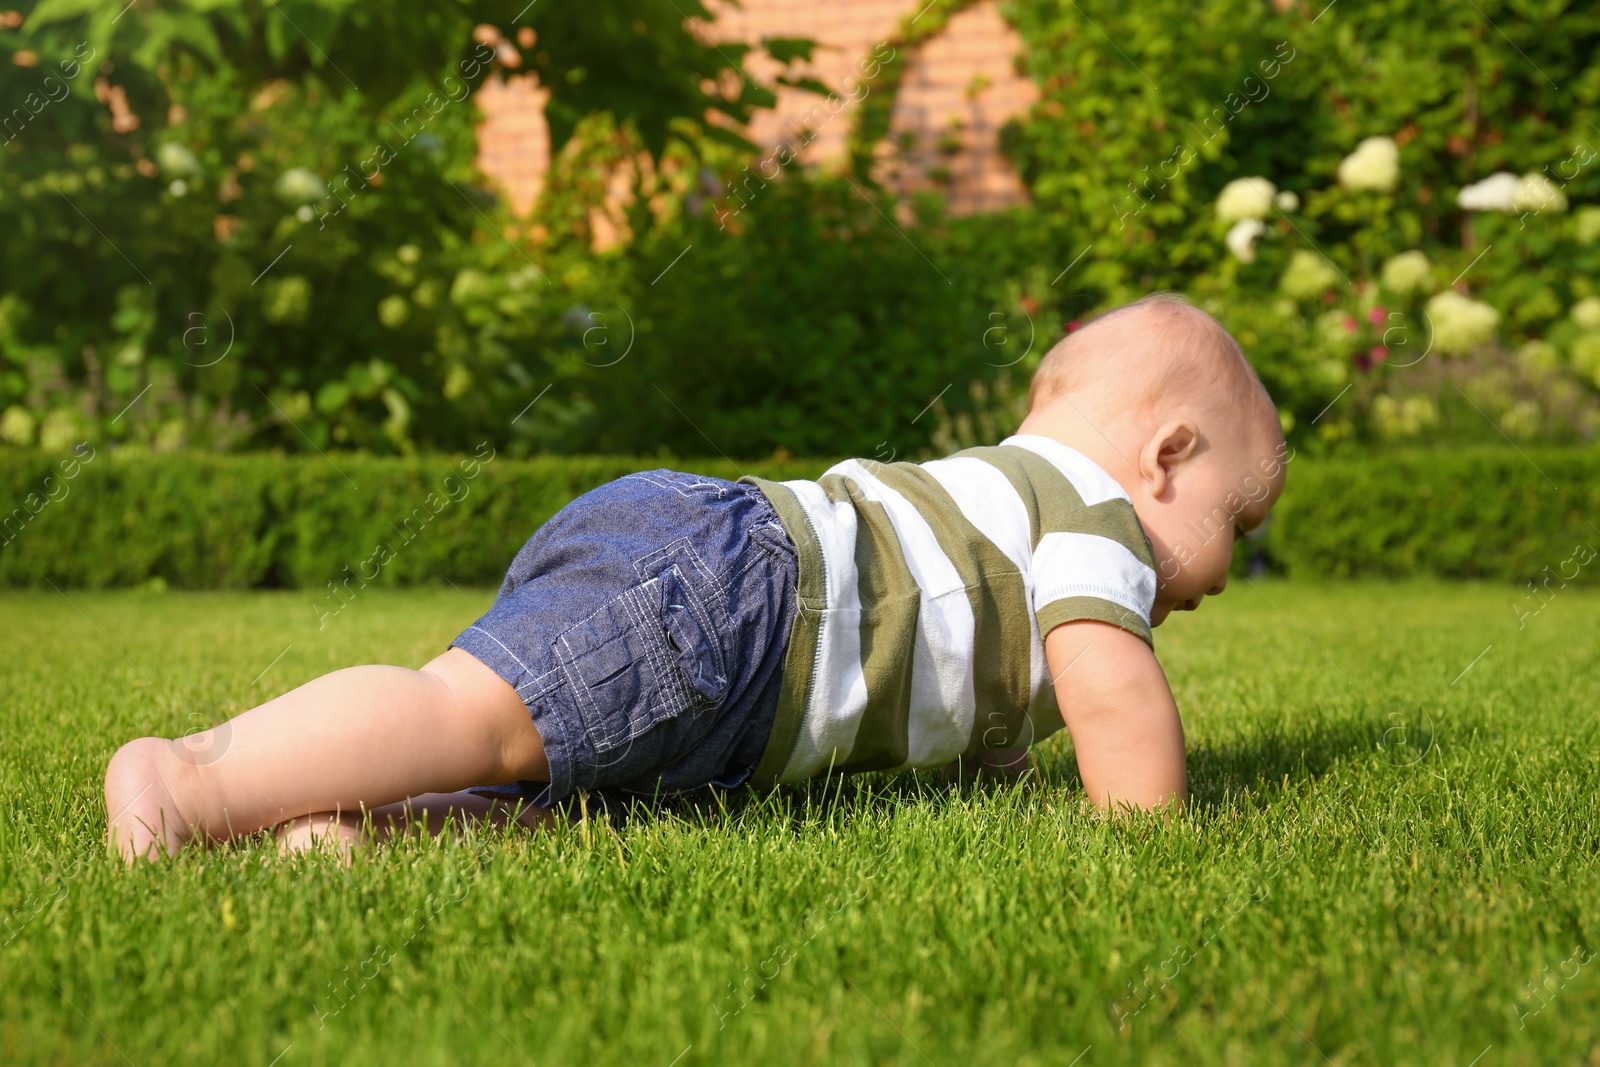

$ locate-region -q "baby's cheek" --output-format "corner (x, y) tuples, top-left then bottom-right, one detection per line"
(1156, 553), (1184, 585)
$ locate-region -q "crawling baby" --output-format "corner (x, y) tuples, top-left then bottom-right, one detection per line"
(105, 292), (1288, 860)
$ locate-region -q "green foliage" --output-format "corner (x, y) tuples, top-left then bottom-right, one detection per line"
(22, 0), (776, 156)
(1264, 447), (1600, 585)
(0, 449), (829, 589)
(917, 0), (1600, 449)
(7, 0), (1600, 460)
(530, 179), (1065, 458)
(0, 0), (802, 456)
(5, 446), (1599, 590)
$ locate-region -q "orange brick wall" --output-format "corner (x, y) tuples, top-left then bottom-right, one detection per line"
(472, 0), (1035, 220)
(881, 2), (1036, 214)
(473, 74), (549, 218)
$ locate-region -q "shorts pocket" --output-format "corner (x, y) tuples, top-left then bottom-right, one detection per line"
(659, 564), (728, 705)
(556, 566), (727, 754)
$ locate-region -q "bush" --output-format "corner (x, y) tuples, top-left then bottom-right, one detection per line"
(11, 0), (1600, 462)
(0, 0), (802, 458)
(529, 181), (1072, 459)
(0, 448), (828, 590)
(4, 447), (1597, 591)
(1264, 447), (1600, 585)
(916, 0), (1600, 452)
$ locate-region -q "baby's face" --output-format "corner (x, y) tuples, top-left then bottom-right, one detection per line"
(1138, 425), (1288, 626)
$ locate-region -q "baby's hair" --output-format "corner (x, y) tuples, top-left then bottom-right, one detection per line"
(1027, 292), (1269, 417)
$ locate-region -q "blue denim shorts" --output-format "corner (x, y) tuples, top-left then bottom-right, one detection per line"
(452, 470), (798, 811)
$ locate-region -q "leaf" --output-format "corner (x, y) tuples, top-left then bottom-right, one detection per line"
(22, 0), (104, 28)
(699, 124), (758, 153)
(775, 75), (830, 96)
(762, 36), (815, 65)
(314, 381), (349, 413)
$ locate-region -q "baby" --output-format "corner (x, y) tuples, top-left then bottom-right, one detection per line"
(104, 292), (1288, 860)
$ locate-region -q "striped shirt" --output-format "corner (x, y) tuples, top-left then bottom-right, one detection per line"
(742, 434), (1158, 787)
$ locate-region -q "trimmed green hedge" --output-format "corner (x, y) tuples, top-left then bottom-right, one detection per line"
(1262, 447), (1600, 584)
(0, 448), (828, 590)
(1, 447), (1595, 589)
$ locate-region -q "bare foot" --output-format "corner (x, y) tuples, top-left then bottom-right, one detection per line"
(105, 737), (195, 862)
(276, 811), (366, 862)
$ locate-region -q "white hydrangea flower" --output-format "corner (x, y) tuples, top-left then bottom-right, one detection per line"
(263, 276), (312, 325)
(1274, 190), (1299, 213)
(1572, 334), (1600, 387)
(1336, 136), (1399, 192)
(39, 410), (85, 453)
(274, 167), (325, 205)
(156, 142), (201, 178)
(1512, 173), (1568, 215)
(0, 405), (36, 447)
(1279, 249), (1341, 300)
(1516, 340), (1562, 372)
(1314, 308), (1360, 348)
(1380, 251), (1432, 295)
(1571, 296), (1600, 331)
(451, 269), (494, 307)
(378, 295), (410, 329)
(1500, 399), (1541, 440)
(1372, 394), (1439, 439)
(1225, 218), (1267, 263)
(1457, 172), (1519, 212)
(1575, 207), (1600, 243)
(1215, 177), (1277, 224)
(1425, 290), (1499, 355)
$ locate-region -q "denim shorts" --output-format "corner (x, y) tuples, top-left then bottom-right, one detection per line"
(452, 469), (798, 811)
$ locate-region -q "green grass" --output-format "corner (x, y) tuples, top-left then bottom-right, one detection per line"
(2, 580), (1597, 1066)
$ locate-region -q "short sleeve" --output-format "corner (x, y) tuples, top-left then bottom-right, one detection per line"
(1031, 498), (1159, 646)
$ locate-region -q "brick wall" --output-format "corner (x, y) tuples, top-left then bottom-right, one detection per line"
(472, 0), (1036, 220)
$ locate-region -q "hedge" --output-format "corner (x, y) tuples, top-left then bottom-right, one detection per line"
(0, 448), (828, 590)
(1, 447), (1595, 589)
(1261, 447), (1600, 584)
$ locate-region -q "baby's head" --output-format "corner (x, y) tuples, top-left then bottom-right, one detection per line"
(1017, 293), (1288, 626)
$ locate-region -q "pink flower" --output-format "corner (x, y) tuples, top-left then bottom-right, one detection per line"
(1370, 345), (1388, 362)
(1066, 319), (1081, 333)
(1342, 315), (1358, 333)
(1368, 306), (1388, 326)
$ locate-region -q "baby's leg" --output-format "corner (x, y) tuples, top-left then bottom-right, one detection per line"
(104, 648), (548, 861)
(275, 791), (554, 857)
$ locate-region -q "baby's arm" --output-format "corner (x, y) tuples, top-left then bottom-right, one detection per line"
(1044, 620), (1187, 812)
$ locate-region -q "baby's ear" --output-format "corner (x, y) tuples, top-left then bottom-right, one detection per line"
(1139, 419), (1201, 496)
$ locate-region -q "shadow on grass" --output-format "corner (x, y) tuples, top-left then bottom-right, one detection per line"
(564, 708), (1424, 833)
(1180, 713), (1390, 811)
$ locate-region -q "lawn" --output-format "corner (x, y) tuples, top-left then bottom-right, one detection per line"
(1, 580), (1596, 1066)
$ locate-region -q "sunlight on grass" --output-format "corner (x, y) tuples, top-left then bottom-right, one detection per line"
(1, 582), (1596, 1066)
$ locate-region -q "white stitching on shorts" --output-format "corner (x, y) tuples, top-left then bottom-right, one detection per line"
(634, 536), (725, 604)
(626, 579), (685, 722)
(464, 625), (542, 691)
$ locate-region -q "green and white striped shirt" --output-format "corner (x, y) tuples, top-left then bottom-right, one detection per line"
(743, 434), (1158, 787)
